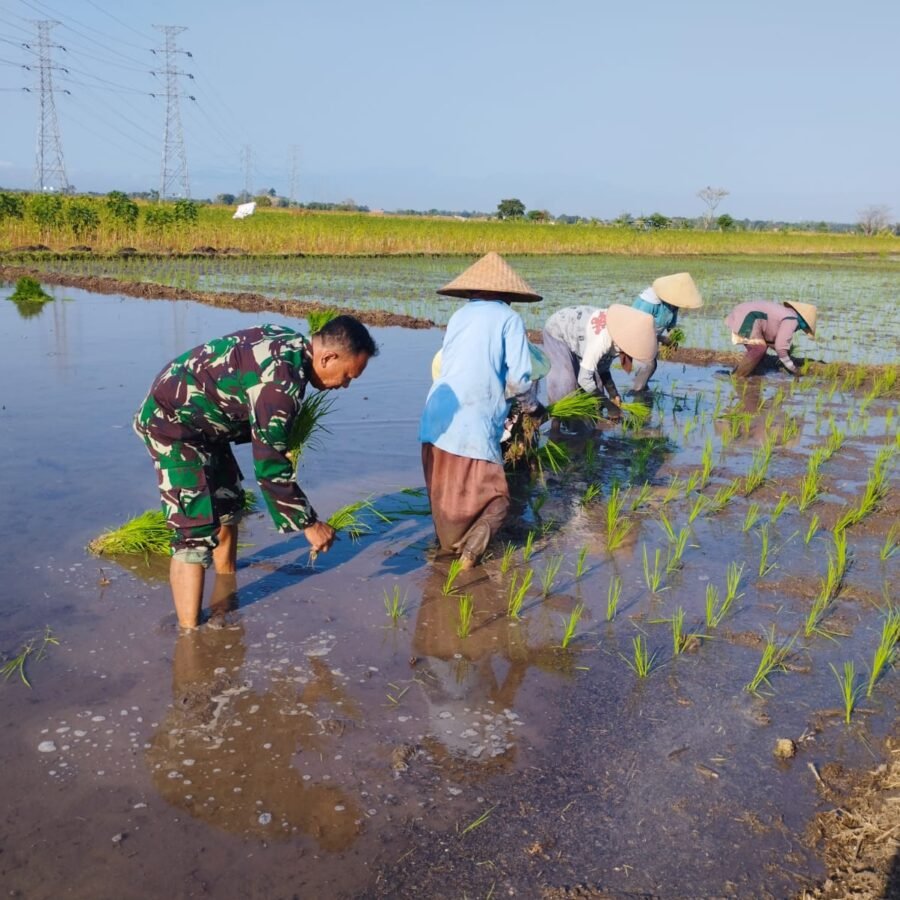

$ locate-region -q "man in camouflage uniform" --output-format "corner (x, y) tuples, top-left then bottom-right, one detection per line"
(134, 315), (377, 630)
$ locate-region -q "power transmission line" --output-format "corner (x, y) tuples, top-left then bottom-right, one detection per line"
(240, 144), (253, 198)
(33, 19), (69, 192)
(288, 145), (301, 205)
(153, 24), (190, 200)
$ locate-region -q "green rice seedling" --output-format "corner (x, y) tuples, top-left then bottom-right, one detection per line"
(658, 512), (676, 543)
(745, 629), (795, 694)
(507, 569), (533, 620)
(743, 440), (773, 495)
(642, 544), (664, 594)
(241, 489), (258, 511)
(780, 415), (801, 444)
(682, 417), (696, 440)
(823, 423), (845, 460)
(666, 527), (690, 574)
(575, 545), (589, 580)
(687, 493), (709, 524)
(629, 481), (652, 511)
(706, 479), (740, 515)
(682, 470), (701, 497)
(758, 523), (776, 577)
(797, 457), (823, 512)
(671, 606), (687, 655)
(725, 562), (744, 610)
(604, 485), (633, 551)
(522, 529), (537, 563)
(305, 308), (339, 334)
(500, 541), (516, 574)
(620, 401), (652, 432)
(581, 483), (601, 507)
(742, 502), (761, 533)
(606, 576), (622, 621)
(286, 392), (336, 474)
(804, 514), (820, 545)
(880, 523), (900, 561)
(770, 492), (792, 525)
(541, 554), (564, 597)
(9, 276), (52, 303)
(560, 603), (586, 649)
(327, 498), (387, 539)
(830, 661), (864, 725)
(442, 558), (464, 596)
(547, 390), (602, 424)
(661, 475), (683, 505)
(833, 529), (849, 580)
(531, 492), (549, 516)
(459, 804), (495, 836)
(621, 635), (655, 678)
(866, 607), (900, 697)
(1, 627), (57, 688)
(456, 593), (475, 638)
(705, 583), (721, 629)
(699, 438), (714, 488)
(88, 509), (172, 557)
(535, 439), (570, 476)
(383, 585), (408, 623)
(583, 438), (597, 470)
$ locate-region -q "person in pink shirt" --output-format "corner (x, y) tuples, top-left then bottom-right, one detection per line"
(725, 300), (817, 377)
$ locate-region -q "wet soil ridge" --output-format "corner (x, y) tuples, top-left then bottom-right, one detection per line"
(0, 264), (436, 330)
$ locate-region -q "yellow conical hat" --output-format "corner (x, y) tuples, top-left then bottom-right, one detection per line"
(784, 301), (817, 338)
(606, 305), (658, 364)
(437, 251), (542, 302)
(651, 272), (703, 309)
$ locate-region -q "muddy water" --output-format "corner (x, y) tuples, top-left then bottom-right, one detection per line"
(1, 285), (897, 898)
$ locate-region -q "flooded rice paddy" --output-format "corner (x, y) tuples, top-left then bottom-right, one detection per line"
(0, 281), (898, 899)
(25, 253), (900, 364)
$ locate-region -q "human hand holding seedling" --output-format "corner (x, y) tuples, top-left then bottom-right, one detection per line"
(305, 521), (336, 554)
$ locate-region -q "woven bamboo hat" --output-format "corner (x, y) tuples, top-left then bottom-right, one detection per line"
(437, 251), (542, 302)
(606, 305), (658, 364)
(652, 272), (703, 309)
(784, 301), (817, 338)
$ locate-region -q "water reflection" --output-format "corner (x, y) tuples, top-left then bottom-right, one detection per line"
(146, 576), (361, 850)
(9, 297), (50, 319)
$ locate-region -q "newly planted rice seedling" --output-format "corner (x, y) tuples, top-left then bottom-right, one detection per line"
(805, 514), (820, 545)
(622, 635), (655, 678)
(725, 562), (745, 609)
(743, 440), (773, 496)
(706, 479), (740, 515)
(383, 586), (408, 623)
(606, 576), (622, 621)
(629, 481), (652, 511)
(442, 558), (464, 596)
(707, 564), (744, 627)
(575, 545), (589, 580)
(560, 604), (585, 649)
(823, 423), (845, 460)
(745, 629), (795, 694)
(682, 470), (701, 497)
(780, 415), (801, 444)
(671, 606), (687, 655)
(541, 554), (564, 597)
(866, 607), (900, 697)
(742, 503), (761, 533)
(456, 594), (475, 638)
(581, 483), (601, 507)
(659, 512), (676, 543)
(797, 461), (822, 512)
(604, 485), (633, 551)
(830, 661), (864, 725)
(547, 391), (602, 424)
(770, 492), (792, 525)
(500, 542), (516, 574)
(880, 523), (900, 561)
(705, 583), (721, 629)
(662, 475), (683, 505)
(507, 569), (533, 620)
(88, 509), (172, 557)
(642, 544), (664, 594)
(665, 527), (691, 574)
(758, 524), (776, 577)
(699, 438), (714, 488)
(522, 530), (537, 563)
(687, 493), (709, 524)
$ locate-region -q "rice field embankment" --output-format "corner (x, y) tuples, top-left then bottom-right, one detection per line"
(2, 204), (897, 257)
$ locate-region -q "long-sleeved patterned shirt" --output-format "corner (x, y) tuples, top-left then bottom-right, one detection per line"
(725, 301), (801, 366)
(544, 305), (618, 394)
(136, 325), (318, 532)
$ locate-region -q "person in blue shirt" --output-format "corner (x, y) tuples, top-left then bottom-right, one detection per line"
(419, 252), (544, 569)
(630, 272), (703, 391)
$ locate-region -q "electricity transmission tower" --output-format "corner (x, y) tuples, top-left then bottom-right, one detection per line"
(288, 144), (300, 206)
(33, 20), (69, 193)
(153, 25), (191, 200)
(240, 144), (254, 199)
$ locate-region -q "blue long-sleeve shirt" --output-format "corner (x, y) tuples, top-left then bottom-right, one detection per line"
(419, 300), (532, 464)
(632, 287), (678, 335)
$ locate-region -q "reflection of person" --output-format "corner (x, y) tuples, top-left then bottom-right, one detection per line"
(725, 300), (817, 377)
(147, 605), (361, 849)
(419, 252), (544, 568)
(630, 272), (703, 390)
(542, 304), (657, 425)
(134, 316), (378, 629)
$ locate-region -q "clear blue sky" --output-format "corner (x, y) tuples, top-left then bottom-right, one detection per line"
(1, 0), (897, 221)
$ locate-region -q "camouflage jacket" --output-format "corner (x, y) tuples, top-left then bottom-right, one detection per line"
(136, 325), (318, 531)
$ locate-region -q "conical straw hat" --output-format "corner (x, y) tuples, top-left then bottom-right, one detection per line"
(784, 301), (817, 338)
(437, 251), (542, 302)
(651, 272), (703, 309)
(606, 304), (658, 364)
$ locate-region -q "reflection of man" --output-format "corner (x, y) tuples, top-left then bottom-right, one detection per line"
(146, 583), (361, 849)
(134, 316), (377, 629)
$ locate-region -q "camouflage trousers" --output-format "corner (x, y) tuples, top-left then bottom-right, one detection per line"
(134, 413), (245, 567)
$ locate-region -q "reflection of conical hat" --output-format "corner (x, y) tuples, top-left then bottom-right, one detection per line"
(651, 272), (703, 309)
(606, 305), (658, 364)
(784, 301), (817, 338)
(437, 251), (542, 302)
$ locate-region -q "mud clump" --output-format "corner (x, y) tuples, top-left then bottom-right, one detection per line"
(774, 738), (797, 759)
(391, 743), (420, 773)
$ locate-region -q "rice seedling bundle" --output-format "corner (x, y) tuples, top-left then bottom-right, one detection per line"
(286, 392), (336, 474)
(9, 276), (52, 303)
(620, 401), (651, 432)
(88, 509), (172, 557)
(546, 391), (601, 424)
(305, 308), (339, 334)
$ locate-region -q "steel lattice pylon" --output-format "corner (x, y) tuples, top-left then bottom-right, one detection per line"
(33, 20), (68, 193)
(154, 25), (190, 200)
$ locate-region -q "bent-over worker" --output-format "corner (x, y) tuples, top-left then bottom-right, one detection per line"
(725, 299), (817, 377)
